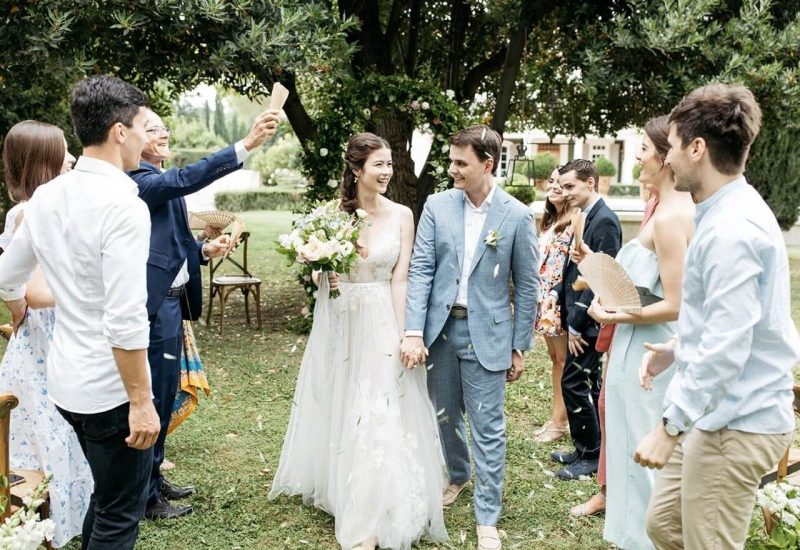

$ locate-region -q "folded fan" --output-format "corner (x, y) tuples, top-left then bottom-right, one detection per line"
(571, 210), (585, 249)
(269, 82), (290, 111)
(577, 252), (642, 313)
(188, 210), (237, 230)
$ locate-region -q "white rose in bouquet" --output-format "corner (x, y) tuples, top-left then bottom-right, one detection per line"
(298, 235), (327, 263)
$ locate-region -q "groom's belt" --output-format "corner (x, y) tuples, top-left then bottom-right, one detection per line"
(449, 305), (468, 319)
(167, 285), (186, 298)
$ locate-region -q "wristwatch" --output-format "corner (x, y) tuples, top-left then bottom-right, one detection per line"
(662, 417), (683, 437)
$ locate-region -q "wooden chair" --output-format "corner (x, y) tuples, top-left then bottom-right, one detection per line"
(205, 231), (262, 334)
(0, 393), (50, 543)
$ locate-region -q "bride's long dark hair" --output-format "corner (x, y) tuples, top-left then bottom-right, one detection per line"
(340, 132), (391, 214)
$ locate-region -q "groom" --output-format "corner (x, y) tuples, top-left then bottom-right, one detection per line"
(401, 125), (538, 550)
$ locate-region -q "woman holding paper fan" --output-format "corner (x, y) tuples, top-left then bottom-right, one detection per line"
(575, 116), (694, 549)
(533, 168), (577, 443)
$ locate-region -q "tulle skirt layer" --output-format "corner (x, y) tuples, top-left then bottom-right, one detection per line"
(270, 280), (448, 549)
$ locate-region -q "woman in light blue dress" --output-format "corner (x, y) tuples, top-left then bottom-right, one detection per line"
(0, 121), (92, 548)
(584, 116), (694, 549)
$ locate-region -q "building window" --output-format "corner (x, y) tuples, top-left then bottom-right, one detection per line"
(591, 144), (607, 161)
(500, 146), (508, 177)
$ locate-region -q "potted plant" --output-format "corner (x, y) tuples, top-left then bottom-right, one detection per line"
(595, 157), (617, 195)
(532, 153), (558, 191)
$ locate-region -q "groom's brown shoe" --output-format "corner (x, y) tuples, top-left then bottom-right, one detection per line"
(476, 525), (502, 550)
(442, 481), (469, 506)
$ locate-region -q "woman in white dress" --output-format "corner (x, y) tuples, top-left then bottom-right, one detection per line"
(270, 133), (448, 550)
(0, 120), (92, 548)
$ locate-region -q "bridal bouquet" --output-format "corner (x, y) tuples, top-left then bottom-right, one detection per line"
(277, 199), (367, 298)
(0, 474), (55, 550)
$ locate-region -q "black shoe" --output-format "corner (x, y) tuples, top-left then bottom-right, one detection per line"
(556, 458), (599, 480)
(144, 495), (193, 520)
(159, 478), (195, 500)
(550, 450), (580, 465)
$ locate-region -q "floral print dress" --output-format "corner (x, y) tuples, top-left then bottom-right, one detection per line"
(535, 224), (572, 337)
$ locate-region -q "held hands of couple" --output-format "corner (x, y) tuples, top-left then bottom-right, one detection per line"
(400, 336), (428, 370)
(5, 298), (27, 336)
(639, 337), (677, 391)
(125, 399), (160, 450)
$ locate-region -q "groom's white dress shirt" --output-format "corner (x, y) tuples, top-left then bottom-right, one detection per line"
(663, 177), (800, 434)
(455, 183), (496, 307)
(0, 156), (151, 414)
(405, 184), (497, 339)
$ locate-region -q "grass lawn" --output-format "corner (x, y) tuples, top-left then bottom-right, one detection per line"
(0, 210), (795, 549)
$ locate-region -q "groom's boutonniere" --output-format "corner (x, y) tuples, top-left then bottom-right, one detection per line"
(484, 230), (502, 249)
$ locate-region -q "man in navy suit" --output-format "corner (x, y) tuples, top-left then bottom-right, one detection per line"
(128, 108), (279, 519)
(547, 159), (622, 480)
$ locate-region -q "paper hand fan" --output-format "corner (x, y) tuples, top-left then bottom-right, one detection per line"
(577, 252), (642, 313)
(571, 210), (585, 249)
(269, 82), (290, 111)
(188, 210), (237, 230)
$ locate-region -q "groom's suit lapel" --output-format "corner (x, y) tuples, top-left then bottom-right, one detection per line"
(447, 189), (466, 271)
(468, 188), (511, 277)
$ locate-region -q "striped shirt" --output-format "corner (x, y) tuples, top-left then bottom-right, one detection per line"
(663, 177), (800, 434)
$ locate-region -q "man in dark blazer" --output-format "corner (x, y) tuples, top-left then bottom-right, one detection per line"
(128, 108), (279, 519)
(548, 159), (622, 480)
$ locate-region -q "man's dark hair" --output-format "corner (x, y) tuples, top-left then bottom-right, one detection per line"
(558, 159), (599, 191)
(449, 125), (502, 175)
(69, 75), (148, 147)
(669, 84), (762, 175)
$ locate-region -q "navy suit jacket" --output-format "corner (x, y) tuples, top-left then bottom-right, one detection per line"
(128, 145), (241, 320)
(555, 197), (622, 338)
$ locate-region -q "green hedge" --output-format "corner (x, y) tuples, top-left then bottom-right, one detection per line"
(215, 189), (305, 212)
(607, 184), (640, 197)
(504, 185), (537, 205)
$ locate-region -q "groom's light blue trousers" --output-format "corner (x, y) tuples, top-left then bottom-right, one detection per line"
(427, 316), (507, 526)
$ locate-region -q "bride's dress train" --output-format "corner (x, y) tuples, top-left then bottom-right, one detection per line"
(269, 234), (448, 549)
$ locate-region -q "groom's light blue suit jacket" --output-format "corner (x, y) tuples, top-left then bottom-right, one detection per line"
(405, 186), (539, 372)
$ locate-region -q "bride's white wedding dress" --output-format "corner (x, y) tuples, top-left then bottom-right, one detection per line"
(269, 227), (448, 549)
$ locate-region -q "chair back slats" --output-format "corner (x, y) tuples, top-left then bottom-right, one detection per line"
(0, 394), (19, 518)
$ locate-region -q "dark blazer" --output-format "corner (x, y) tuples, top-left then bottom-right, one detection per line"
(128, 145), (241, 320)
(555, 197), (622, 338)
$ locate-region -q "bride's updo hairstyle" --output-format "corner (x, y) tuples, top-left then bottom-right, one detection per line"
(643, 114), (671, 166)
(340, 132), (391, 214)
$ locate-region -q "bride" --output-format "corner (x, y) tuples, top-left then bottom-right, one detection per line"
(269, 133), (448, 550)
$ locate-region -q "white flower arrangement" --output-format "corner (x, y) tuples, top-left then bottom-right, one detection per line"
(0, 475), (54, 550)
(484, 230), (502, 249)
(752, 481), (800, 548)
(277, 199), (367, 298)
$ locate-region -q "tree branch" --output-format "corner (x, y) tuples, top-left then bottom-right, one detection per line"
(461, 48), (507, 100)
(278, 72), (317, 151)
(384, 0), (405, 46)
(444, 0), (470, 91)
(404, 0), (422, 76)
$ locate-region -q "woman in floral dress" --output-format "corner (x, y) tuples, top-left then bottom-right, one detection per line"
(533, 168), (576, 443)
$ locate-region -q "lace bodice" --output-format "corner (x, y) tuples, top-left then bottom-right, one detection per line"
(340, 233), (400, 283)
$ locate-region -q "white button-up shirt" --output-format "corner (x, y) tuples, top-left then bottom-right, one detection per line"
(454, 184), (496, 307)
(663, 177), (800, 434)
(0, 156), (152, 414)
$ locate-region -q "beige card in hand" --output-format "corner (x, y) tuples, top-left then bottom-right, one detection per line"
(571, 210), (585, 249)
(269, 82), (290, 111)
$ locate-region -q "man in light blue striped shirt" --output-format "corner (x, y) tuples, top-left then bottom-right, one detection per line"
(634, 84), (800, 549)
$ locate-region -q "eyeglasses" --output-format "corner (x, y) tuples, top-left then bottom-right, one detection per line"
(146, 126), (170, 135)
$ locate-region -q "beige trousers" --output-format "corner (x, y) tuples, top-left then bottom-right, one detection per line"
(645, 427), (792, 549)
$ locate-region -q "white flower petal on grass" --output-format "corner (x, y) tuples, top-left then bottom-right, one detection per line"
(459, 530), (467, 544)
(543, 483), (554, 490)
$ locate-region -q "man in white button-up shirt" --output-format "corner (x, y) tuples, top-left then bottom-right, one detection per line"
(0, 76), (158, 549)
(635, 84), (800, 549)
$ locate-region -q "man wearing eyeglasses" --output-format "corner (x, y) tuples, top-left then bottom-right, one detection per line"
(128, 107), (280, 520)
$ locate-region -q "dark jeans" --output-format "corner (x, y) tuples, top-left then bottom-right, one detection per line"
(561, 336), (603, 459)
(147, 295), (183, 504)
(57, 402), (152, 550)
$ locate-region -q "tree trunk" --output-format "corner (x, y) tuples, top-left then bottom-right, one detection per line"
(491, 20), (529, 134)
(370, 110), (417, 213)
